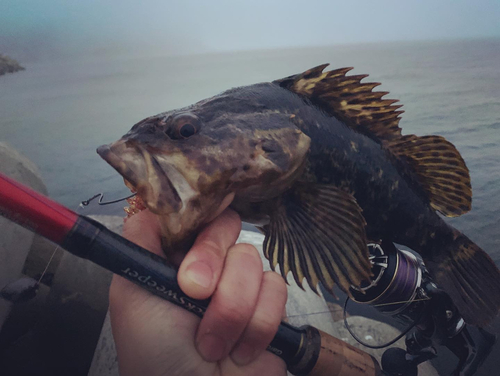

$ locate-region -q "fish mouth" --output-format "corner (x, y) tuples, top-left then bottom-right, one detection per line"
(97, 141), (183, 217)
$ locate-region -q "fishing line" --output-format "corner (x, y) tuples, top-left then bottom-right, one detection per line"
(45, 189), (137, 281)
(286, 297), (432, 319)
(286, 309), (344, 319)
(35, 197), (87, 290)
(80, 192), (136, 208)
(37, 245), (60, 285)
(342, 297), (426, 349)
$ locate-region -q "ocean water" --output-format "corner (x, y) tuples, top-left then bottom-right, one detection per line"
(1, 39), (499, 255)
(1, 38), (500, 373)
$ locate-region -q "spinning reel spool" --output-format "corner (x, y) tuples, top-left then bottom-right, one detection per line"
(345, 242), (495, 376)
(350, 242), (432, 325)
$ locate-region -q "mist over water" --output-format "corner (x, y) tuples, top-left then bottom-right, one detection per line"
(3, 0), (499, 64)
(1, 38), (500, 374)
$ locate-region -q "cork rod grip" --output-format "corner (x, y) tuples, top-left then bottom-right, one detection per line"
(288, 326), (382, 376)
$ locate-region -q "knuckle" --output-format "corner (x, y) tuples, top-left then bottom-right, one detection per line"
(199, 239), (225, 259)
(251, 312), (279, 337)
(234, 242), (258, 254)
(264, 271), (288, 295)
(231, 243), (263, 267)
(216, 300), (250, 326)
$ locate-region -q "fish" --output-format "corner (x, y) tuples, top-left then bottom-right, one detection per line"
(97, 64), (500, 326)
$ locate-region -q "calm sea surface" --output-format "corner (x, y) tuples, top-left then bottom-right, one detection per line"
(1, 38), (500, 373)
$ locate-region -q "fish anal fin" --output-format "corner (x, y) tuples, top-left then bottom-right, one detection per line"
(263, 183), (371, 295)
(385, 135), (472, 217)
(274, 64), (403, 141)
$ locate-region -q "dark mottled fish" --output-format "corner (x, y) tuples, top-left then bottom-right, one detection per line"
(98, 64), (500, 326)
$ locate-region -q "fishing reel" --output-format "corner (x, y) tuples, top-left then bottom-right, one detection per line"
(346, 241), (496, 376)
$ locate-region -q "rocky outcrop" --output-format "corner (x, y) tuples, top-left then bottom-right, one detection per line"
(0, 54), (25, 76)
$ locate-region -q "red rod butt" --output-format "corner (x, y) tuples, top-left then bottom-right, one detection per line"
(0, 172), (78, 244)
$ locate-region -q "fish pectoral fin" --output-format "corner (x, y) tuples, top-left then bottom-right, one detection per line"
(262, 183), (372, 295)
(385, 135), (472, 217)
(273, 64), (404, 141)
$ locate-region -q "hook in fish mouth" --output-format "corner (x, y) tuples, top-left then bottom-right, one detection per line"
(96, 142), (182, 216)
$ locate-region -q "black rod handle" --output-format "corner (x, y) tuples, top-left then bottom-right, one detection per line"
(65, 217), (382, 375)
(64, 216), (304, 365)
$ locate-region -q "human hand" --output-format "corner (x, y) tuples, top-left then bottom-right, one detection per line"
(109, 208), (288, 376)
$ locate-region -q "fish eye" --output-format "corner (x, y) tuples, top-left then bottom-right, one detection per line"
(179, 123), (196, 138)
(166, 113), (201, 140)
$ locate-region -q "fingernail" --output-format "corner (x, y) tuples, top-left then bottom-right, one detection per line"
(231, 343), (256, 366)
(197, 333), (228, 361)
(185, 261), (213, 289)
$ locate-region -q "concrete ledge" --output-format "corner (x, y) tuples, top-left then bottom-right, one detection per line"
(0, 151), (112, 375)
(0, 142), (48, 328)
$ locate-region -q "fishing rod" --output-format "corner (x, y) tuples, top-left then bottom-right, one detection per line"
(0, 172), (382, 376)
(1, 172), (495, 375)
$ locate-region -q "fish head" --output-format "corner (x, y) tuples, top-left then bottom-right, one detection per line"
(97, 83), (311, 252)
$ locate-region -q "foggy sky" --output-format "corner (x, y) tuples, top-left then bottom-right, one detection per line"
(1, 0), (500, 61)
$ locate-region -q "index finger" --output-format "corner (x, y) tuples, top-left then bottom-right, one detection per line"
(178, 208), (241, 300)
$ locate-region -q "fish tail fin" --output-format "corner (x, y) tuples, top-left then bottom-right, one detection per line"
(425, 230), (500, 326)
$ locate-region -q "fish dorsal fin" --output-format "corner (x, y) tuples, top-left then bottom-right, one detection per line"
(262, 183), (371, 295)
(386, 135), (472, 217)
(275, 65), (472, 217)
(274, 64), (404, 141)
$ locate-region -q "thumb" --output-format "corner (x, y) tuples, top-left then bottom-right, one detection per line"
(177, 209), (241, 300)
